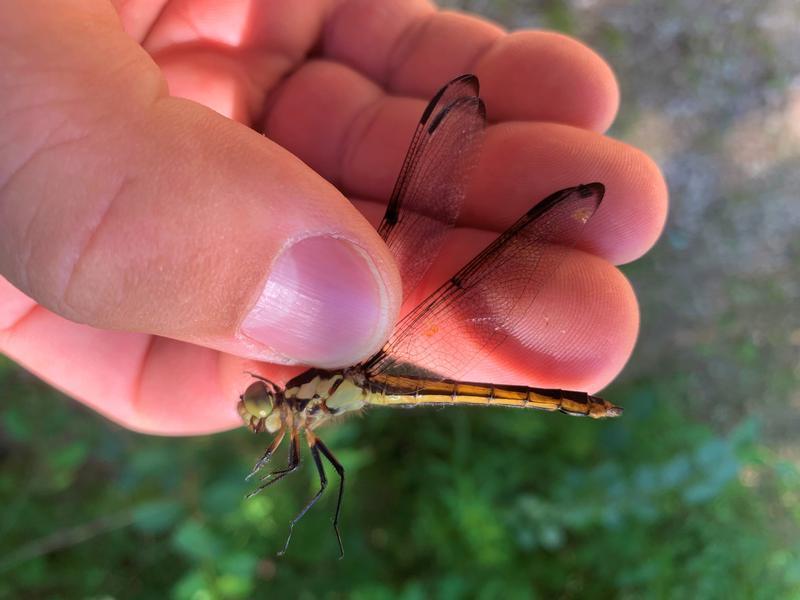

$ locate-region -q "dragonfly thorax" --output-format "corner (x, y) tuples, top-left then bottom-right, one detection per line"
(283, 368), (369, 428)
(239, 369), (369, 435)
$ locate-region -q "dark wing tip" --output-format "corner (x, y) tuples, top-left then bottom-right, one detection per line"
(419, 74), (481, 126)
(452, 73), (480, 94)
(427, 95), (485, 134)
(577, 182), (605, 200)
(522, 182), (606, 225)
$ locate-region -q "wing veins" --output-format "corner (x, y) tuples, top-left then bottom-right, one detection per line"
(364, 183), (605, 379)
(376, 74), (486, 300)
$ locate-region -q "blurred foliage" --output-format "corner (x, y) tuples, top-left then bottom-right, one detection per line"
(2, 355), (800, 599)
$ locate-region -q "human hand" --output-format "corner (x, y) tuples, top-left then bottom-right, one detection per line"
(0, 0), (667, 435)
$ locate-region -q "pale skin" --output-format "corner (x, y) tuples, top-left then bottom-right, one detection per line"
(0, 0), (668, 435)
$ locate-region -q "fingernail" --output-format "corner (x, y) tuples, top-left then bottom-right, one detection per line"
(241, 236), (389, 366)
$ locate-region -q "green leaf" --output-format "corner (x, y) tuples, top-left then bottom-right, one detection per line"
(171, 520), (222, 562)
(132, 500), (183, 533)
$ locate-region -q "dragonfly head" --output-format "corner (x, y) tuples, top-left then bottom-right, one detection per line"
(238, 380), (280, 433)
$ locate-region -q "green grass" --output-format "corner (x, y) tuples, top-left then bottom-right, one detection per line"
(2, 356), (799, 598)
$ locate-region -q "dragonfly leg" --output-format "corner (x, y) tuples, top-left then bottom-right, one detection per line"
(314, 437), (345, 559)
(277, 433), (328, 556)
(245, 431), (300, 499)
(245, 429), (286, 481)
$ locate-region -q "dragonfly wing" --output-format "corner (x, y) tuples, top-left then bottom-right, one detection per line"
(378, 74), (486, 300)
(364, 183), (606, 379)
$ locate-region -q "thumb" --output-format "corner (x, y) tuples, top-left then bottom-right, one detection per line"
(0, 3), (401, 368)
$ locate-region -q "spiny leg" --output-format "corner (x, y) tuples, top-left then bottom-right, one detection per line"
(257, 431), (299, 483)
(315, 437), (345, 559)
(277, 432), (328, 556)
(245, 431), (300, 499)
(246, 429), (286, 481)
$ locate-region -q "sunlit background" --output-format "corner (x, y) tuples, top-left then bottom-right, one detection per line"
(2, 1), (799, 597)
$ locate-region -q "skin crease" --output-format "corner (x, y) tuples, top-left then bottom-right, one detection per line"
(0, 0), (667, 435)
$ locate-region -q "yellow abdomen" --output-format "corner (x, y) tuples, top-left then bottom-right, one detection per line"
(364, 374), (621, 419)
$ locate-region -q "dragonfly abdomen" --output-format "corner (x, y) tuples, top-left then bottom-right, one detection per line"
(365, 374), (622, 419)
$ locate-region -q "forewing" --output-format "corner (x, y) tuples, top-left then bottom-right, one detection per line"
(378, 74), (486, 300)
(364, 184), (605, 379)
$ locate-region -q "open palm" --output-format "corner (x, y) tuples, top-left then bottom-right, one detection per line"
(0, 0), (666, 434)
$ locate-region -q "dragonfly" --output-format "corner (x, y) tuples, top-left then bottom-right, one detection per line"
(238, 74), (622, 557)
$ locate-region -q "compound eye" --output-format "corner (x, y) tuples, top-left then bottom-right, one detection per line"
(242, 381), (273, 418)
